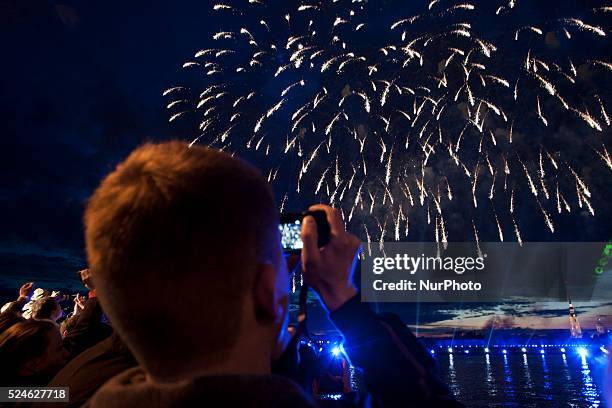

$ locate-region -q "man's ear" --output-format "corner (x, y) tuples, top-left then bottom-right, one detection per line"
(253, 262), (278, 324)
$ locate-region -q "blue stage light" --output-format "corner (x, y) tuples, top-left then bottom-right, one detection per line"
(484, 347), (489, 353)
(430, 349), (435, 354)
(560, 347), (566, 353)
(331, 346), (341, 356)
(502, 349), (507, 354)
(521, 347), (527, 353)
(540, 349), (545, 354)
(464, 350), (469, 354)
(448, 347), (453, 353)
(577, 347), (588, 358)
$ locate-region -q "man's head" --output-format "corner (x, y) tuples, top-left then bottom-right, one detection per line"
(84, 141), (289, 381)
(31, 297), (63, 322)
(0, 320), (67, 383)
(78, 268), (94, 290)
(59, 315), (78, 338)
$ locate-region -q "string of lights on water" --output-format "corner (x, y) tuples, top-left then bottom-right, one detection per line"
(435, 344), (607, 406)
(303, 336), (609, 405)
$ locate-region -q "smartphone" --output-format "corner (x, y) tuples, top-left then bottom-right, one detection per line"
(279, 214), (305, 253)
(280, 210), (330, 254)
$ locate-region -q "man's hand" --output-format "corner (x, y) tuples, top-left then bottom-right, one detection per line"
(73, 294), (86, 315)
(18, 282), (34, 300)
(301, 204), (361, 312)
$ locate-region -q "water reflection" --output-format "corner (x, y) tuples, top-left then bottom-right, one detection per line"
(561, 352), (572, 383)
(503, 353), (515, 399)
(447, 353), (460, 397)
(439, 351), (606, 406)
(485, 353), (497, 397)
(580, 354), (601, 406)
(522, 353), (533, 390)
(541, 353), (552, 391)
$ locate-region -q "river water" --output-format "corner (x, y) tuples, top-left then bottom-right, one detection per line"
(435, 351), (608, 407)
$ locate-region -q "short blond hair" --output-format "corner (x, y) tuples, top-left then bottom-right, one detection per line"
(85, 141), (278, 378)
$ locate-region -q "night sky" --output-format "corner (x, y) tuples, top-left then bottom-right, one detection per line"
(1, 0), (610, 331)
(1, 0), (216, 296)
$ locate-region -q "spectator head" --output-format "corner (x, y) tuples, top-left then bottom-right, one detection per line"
(31, 297), (63, 322)
(31, 288), (49, 301)
(85, 141), (288, 381)
(59, 315), (79, 338)
(21, 289), (51, 319)
(0, 312), (25, 334)
(78, 268), (94, 290)
(0, 320), (67, 385)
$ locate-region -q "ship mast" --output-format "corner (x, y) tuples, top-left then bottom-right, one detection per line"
(568, 297), (582, 339)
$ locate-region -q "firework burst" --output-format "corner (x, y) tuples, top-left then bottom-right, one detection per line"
(165, 0), (611, 244)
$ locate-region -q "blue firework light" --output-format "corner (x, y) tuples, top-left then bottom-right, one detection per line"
(165, 0), (611, 244)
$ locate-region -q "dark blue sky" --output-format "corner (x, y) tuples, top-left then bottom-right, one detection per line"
(0, 0), (610, 328)
(0, 0), (220, 296)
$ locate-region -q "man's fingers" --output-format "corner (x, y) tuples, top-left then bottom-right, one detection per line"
(20, 282), (34, 293)
(308, 204), (345, 237)
(301, 215), (321, 269)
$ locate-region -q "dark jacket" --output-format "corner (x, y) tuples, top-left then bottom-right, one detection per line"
(30, 333), (136, 408)
(328, 296), (461, 407)
(63, 297), (112, 360)
(85, 368), (316, 408)
(1, 297), (28, 315)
